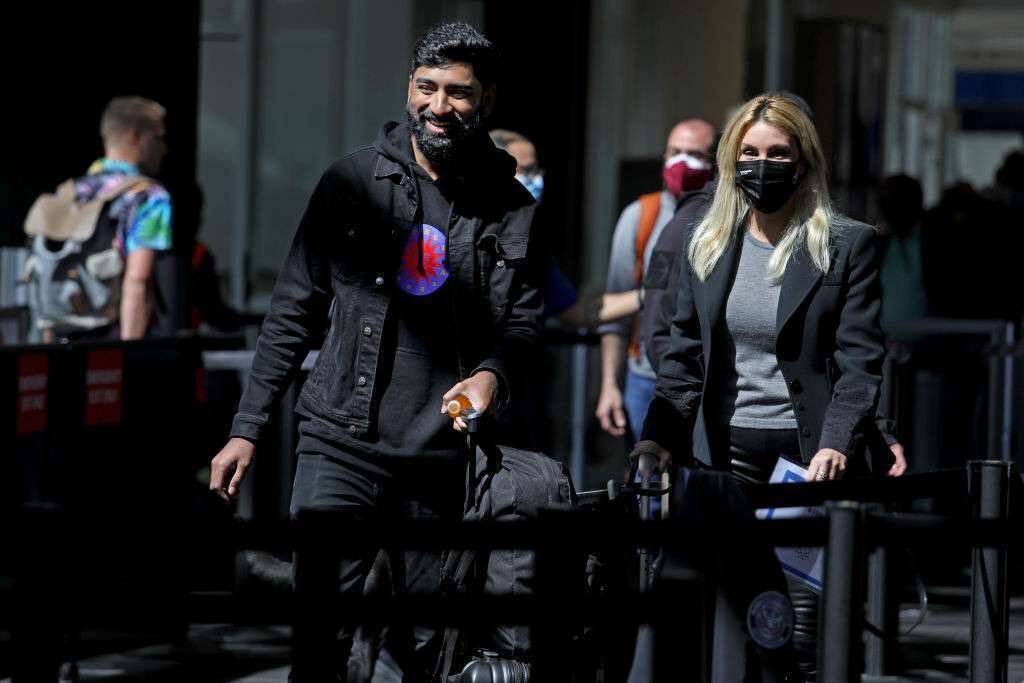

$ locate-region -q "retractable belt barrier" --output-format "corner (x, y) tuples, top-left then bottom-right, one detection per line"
(4, 329), (1015, 682)
(10, 461), (1017, 683)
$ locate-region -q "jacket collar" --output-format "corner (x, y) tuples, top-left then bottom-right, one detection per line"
(701, 232), (742, 330)
(775, 240), (824, 335)
(373, 154), (406, 181)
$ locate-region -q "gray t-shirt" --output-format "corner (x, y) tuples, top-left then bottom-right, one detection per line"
(598, 191), (677, 379)
(717, 231), (798, 429)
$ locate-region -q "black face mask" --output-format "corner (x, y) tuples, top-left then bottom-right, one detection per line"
(734, 159), (801, 213)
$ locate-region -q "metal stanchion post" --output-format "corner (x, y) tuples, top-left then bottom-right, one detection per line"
(968, 460), (1012, 683)
(819, 501), (866, 683)
(569, 337), (588, 489)
(533, 507), (584, 681)
(12, 504), (63, 683)
(651, 565), (705, 682)
(864, 543), (893, 679)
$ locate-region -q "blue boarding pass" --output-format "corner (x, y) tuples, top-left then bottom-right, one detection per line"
(755, 458), (825, 593)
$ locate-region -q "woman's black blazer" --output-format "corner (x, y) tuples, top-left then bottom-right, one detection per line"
(641, 217), (885, 468)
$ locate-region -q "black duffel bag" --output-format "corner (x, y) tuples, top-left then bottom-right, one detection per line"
(435, 436), (575, 682)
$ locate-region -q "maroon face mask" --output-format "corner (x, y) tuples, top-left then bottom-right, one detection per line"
(663, 153), (711, 197)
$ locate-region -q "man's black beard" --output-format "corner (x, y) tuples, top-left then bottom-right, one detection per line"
(407, 106), (484, 172)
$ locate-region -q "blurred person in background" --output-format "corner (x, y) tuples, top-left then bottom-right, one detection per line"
(489, 128), (641, 329)
(922, 180), (1020, 320)
(23, 96), (172, 340)
(877, 174), (927, 333)
(596, 119), (715, 444)
(641, 134), (719, 372)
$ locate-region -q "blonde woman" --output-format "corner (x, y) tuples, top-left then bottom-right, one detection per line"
(632, 93), (884, 680)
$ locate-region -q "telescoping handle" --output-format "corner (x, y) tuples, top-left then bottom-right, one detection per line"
(624, 449), (673, 499)
(448, 395), (483, 514)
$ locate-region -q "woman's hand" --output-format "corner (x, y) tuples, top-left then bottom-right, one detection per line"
(806, 448), (847, 481)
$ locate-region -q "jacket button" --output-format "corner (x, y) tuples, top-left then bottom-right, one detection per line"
(496, 259), (505, 268)
(347, 229), (356, 239)
(801, 428), (812, 438)
(348, 425), (358, 435)
(375, 276), (385, 287)
(363, 326), (372, 336)
(789, 379), (803, 393)
(357, 376), (367, 386)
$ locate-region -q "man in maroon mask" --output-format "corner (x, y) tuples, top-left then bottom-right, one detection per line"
(596, 119), (715, 446)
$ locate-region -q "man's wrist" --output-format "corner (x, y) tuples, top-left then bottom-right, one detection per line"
(473, 369), (498, 387)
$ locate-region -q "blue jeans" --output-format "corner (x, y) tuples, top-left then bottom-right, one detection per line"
(623, 370), (657, 447)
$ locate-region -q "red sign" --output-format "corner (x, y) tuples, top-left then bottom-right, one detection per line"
(16, 354), (48, 434)
(85, 349), (124, 427)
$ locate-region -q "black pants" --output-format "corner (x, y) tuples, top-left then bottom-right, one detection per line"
(724, 425), (819, 683)
(289, 423), (464, 682)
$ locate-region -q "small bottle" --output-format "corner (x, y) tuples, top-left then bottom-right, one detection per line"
(446, 394), (474, 419)
(446, 394), (480, 421)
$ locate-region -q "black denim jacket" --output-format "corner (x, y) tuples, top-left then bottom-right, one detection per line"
(230, 122), (543, 445)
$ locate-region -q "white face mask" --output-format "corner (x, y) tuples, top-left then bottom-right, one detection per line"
(664, 152), (710, 171)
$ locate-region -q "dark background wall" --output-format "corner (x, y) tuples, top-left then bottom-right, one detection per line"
(0, 3), (201, 250)
(483, 0), (591, 283)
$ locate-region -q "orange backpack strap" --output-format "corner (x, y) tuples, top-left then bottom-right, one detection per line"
(633, 191), (663, 284)
(629, 192), (664, 360)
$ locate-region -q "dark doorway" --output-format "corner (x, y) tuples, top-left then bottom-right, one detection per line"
(483, 1), (591, 284)
(0, 3), (201, 249)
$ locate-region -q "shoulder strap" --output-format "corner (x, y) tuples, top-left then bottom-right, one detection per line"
(24, 175), (149, 242)
(97, 174), (149, 202)
(633, 191), (664, 284)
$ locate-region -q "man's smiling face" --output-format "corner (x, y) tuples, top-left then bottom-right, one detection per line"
(406, 62), (494, 167)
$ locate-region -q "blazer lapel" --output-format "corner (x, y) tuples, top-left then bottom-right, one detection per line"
(776, 242), (823, 335)
(701, 233), (743, 330)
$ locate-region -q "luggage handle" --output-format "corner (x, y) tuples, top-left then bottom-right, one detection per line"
(624, 452), (673, 498)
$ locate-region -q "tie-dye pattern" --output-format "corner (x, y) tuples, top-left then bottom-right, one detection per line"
(76, 158), (173, 255)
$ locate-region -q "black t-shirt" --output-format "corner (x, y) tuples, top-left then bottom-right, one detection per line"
(371, 169), (462, 459)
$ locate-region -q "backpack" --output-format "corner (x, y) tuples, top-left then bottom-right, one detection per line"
(21, 176), (145, 336)
(629, 191), (665, 360)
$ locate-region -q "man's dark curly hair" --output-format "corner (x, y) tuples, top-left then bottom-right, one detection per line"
(410, 22), (500, 89)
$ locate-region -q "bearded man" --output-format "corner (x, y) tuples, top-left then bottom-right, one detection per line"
(208, 22), (543, 681)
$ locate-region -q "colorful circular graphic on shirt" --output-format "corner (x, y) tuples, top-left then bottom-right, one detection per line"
(396, 224), (449, 296)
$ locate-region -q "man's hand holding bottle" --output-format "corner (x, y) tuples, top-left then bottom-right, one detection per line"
(441, 370), (498, 432)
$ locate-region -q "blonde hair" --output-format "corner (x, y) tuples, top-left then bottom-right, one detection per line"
(100, 96), (165, 145)
(688, 93), (834, 283)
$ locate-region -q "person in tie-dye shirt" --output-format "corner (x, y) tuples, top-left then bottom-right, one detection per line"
(76, 96), (172, 339)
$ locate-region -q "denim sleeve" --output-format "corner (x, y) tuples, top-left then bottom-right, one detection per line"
(471, 202), (545, 412)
